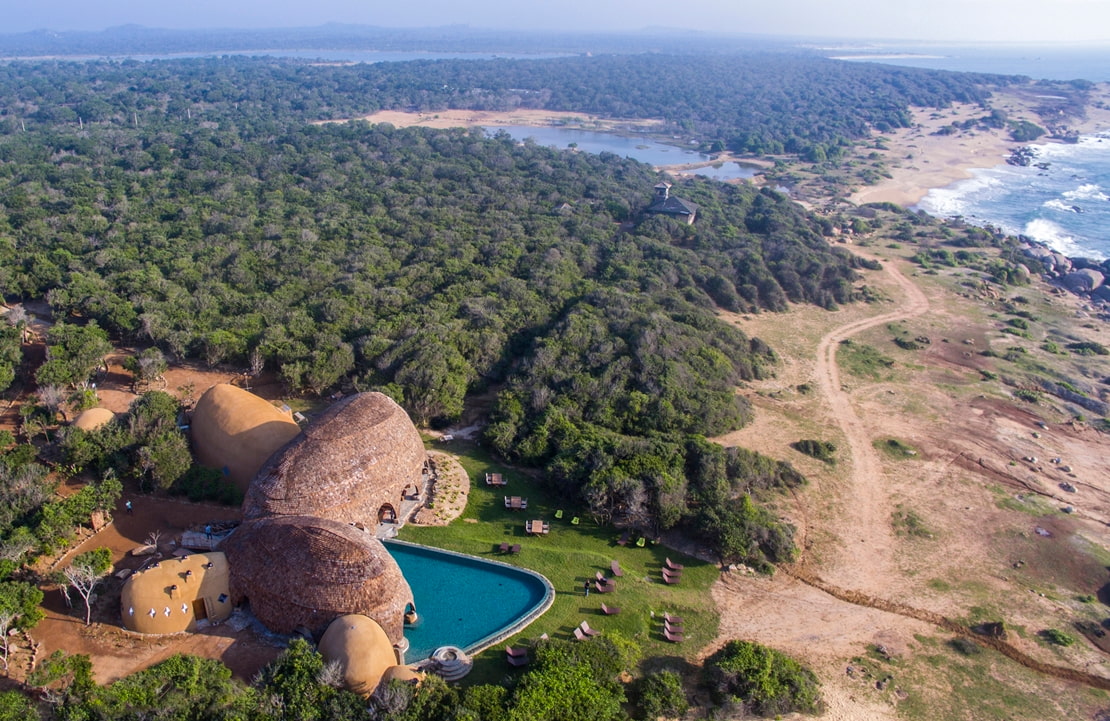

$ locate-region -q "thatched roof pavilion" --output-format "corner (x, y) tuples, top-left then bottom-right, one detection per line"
(72, 407), (116, 431)
(221, 515), (413, 642)
(120, 552), (232, 634)
(191, 384), (301, 493)
(318, 614), (416, 696)
(243, 392), (425, 531)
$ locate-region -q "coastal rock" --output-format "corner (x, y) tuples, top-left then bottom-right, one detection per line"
(1063, 269), (1105, 293)
(1051, 253), (1073, 274)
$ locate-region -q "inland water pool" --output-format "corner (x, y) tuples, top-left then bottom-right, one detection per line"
(384, 540), (553, 662)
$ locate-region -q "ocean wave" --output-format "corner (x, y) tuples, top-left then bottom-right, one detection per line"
(915, 172), (1005, 217)
(1042, 199), (1081, 213)
(1061, 183), (1108, 202)
(1022, 218), (1095, 258)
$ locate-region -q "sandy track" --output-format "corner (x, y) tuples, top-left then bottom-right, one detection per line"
(808, 253), (929, 584)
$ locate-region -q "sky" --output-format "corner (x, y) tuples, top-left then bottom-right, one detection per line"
(4, 0), (1110, 44)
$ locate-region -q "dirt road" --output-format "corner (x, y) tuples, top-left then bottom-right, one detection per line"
(809, 253), (930, 584)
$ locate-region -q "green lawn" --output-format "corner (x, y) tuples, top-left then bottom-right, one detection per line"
(401, 439), (719, 683)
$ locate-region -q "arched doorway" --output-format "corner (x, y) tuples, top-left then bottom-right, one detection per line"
(378, 503), (397, 524)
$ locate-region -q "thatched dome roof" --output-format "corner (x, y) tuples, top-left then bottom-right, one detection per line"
(191, 384), (301, 493)
(120, 552), (232, 634)
(243, 392), (425, 531)
(318, 614), (399, 696)
(73, 407), (116, 431)
(221, 515), (412, 642)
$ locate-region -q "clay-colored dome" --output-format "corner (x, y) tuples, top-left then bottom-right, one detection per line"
(221, 515), (413, 642)
(318, 614), (399, 696)
(120, 552), (232, 634)
(190, 384), (301, 493)
(243, 392), (425, 531)
(73, 407), (116, 431)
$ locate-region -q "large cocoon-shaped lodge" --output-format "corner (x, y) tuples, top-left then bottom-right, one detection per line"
(242, 392), (426, 531)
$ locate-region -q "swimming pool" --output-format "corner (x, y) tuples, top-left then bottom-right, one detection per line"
(384, 540), (554, 662)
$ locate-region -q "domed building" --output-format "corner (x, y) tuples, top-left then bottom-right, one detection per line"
(243, 392), (426, 532)
(220, 515), (414, 644)
(72, 407), (116, 431)
(318, 614), (423, 696)
(120, 552), (232, 634)
(190, 384), (302, 493)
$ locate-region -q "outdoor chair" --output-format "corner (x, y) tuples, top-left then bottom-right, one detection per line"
(663, 612), (684, 625)
(595, 580), (615, 593)
(573, 627), (589, 641)
(663, 627), (685, 643)
(554, 509), (564, 520)
(664, 557), (685, 571)
(498, 542), (509, 553)
(635, 537), (646, 547)
(570, 516), (580, 525)
(579, 620), (601, 637)
(601, 602), (621, 615)
(596, 571), (608, 583)
(665, 618), (683, 634)
(662, 568), (682, 585)
(520, 498), (528, 510)
(617, 531), (630, 546)
(509, 544), (521, 554)
(504, 496), (511, 508)
(610, 560), (623, 577)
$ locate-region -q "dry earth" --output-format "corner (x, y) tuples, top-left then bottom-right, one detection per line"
(711, 245), (1110, 719)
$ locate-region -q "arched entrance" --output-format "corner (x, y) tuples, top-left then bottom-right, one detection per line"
(378, 503), (397, 524)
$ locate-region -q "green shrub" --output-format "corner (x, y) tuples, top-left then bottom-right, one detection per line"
(703, 640), (822, 716)
(633, 670), (689, 721)
(1040, 629), (1076, 647)
(1067, 341), (1109, 356)
(791, 439), (836, 463)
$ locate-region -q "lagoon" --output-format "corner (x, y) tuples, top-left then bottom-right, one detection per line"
(485, 125), (757, 180)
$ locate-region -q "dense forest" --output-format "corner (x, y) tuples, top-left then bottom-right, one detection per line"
(0, 51), (1013, 561)
(0, 52), (1017, 157)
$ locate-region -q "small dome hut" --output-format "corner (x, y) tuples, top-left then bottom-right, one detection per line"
(120, 552), (232, 634)
(221, 515), (413, 642)
(190, 384), (301, 493)
(72, 407), (116, 431)
(243, 392), (425, 531)
(318, 614), (406, 696)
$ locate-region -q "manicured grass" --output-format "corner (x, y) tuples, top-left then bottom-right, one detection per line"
(401, 439), (719, 683)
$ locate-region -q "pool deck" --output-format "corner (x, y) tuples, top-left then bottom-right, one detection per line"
(384, 538), (555, 659)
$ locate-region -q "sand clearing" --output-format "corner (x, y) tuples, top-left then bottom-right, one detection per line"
(318, 108), (663, 132)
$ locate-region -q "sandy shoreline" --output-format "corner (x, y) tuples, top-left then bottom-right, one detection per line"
(851, 87), (1110, 208)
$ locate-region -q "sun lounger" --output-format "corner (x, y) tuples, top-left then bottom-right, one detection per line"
(595, 580), (615, 593)
(499, 542), (509, 553)
(662, 568), (682, 585)
(601, 602), (621, 615)
(610, 560), (623, 577)
(663, 627), (685, 643)
(596, 571), (608, 583)
(509, 544), (521, 554)
(664, 557), (684, 571)
(665, 618), (683, 633)
(579, 620), (601, 637)
(617, 530), (630, 546)
(573, 627), (589, 641)
(663, 612), (684, 625)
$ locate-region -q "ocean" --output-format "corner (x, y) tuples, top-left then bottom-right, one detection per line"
(840, 44), (1110, 260)
(915, 135), (1110, 261)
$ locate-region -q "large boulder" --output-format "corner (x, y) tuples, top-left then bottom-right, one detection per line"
(1063, 268), (1105, 293)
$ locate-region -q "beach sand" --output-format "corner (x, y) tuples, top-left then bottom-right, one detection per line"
(319, 108), (663, 132)
(851, 85), (1110, 208)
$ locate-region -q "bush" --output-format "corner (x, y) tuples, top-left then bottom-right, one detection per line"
(633, 670), (688, 720)
(1040, 628), (1076, 647)
(791, 439), (836, 463)
(704, 640), (822, 716)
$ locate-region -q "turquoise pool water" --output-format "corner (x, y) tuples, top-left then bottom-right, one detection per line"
(384, 540), (552, 662)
